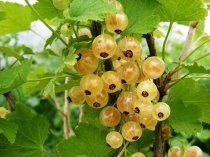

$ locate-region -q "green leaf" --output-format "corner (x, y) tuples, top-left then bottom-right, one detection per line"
(0, 2), (31, 35)
(57, 123), (113, 157)
(119, 0), (160, 34)
(64, 47), (77, 66)
(0, 116), (49, 157)
(157, 0), (208, 22)
(0, 46), (24, 61)
(32, 0), (60, 20)
(169, 101), (202, 135)
(0, 119), (18, 144)
(0, 60), (31, 94)
(169, 79), (210, 124)
(55, 80), (80, 93)
(183, 62), (210, 74)
(41, 79), (55, 97)
(69, 0), (116, 22)
(196, 129), (210, 142)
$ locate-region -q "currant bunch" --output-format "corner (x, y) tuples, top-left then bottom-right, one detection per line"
(168, 146), (203, 157)
(63, 0), (170, 155)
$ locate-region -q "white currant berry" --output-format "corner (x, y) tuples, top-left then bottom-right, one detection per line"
(106, 131), (123, 149)
(152, 102), (170, 121)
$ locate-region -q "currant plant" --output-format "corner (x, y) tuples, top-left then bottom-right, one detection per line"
(0, 0), (210, 157)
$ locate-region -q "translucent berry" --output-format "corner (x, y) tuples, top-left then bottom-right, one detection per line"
(92, 34), (117, 59)
(68, 86), (86, 105)
(131, 152), (146, 157)
(106, 131), (123, 149)
(0, 107), (8, 119)
(105, 13), (128, 34)
(168, 146), (182, 157)
(118, 37), (142, 61)
(101, 71), (121, 93)
(80, 74), (103, 96)
(86, 90), (108, 108)
(139, 115), (157, 131)
(53, 0), (70, 10)
(186, 146), (203, 157)
(122, 121), (142, 142)
(133, 101), (153, 118)
(61, 23), (73, 37)
(124, 113), (140, 123)
(117, 91), (138, 115)
(152, 102), (170, 121)
(99, 106), (121, 127)
(117, 61), (139, 84)
(142, 56), (165, 79)
(137, 80), (158, 101)
(78, 27), (92, 38)
(74, 49), (99, 75)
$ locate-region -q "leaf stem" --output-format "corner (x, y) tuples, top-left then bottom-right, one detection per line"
(26, 75), (70, 82)
(24, 0), (68, 47)
(183, 37), (210, 62)
(191, 52), (210, 63)
(162, 22), (173, 61)
(116, 142), (129, 157)
(167, 73), (190, 90)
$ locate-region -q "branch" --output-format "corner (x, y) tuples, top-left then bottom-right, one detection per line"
(63, 77), (75, 139)
(142, 33), (157, 56)
(3, 92), (16, 112)
(179, 21), (198, 62)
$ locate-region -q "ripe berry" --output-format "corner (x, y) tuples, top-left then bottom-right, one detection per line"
(117, 61), (139, 84)
(122, 121), (142, 142)
(106, 131), (123, 149)
(105, 13), (128, 34)
(53, 0), (70, 10)
(139, 115), (157, 131)
(0, 107), (8, 119)
(99, 106), (121, 127)
(118, 37), (142, 61)
(61, 23), (73, 37)
(168, 146), (182, 157)
(131, 152), (146, 157)
(80, 74), (103, 96)
(86, 90), (108, 108)
(152, 102), (170, 121)
(133, 101), (153, 118)
(68, 86), (86, 105)
(142, 56), (165, 79)
(74, 49), (99, 75)
(92, 34), (117, 59)
(117, 91), (138, 115)
(185, 146), (203, 157)
(101, 71), (121, 93)
(78, 27), (92, 38)
(124, 113), (140, 123)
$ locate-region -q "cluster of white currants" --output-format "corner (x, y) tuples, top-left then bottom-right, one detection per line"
(168, 146), (203, 157)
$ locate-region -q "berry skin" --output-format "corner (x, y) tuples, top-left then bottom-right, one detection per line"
(63, 8), (70, 18)
(124, 113), (140, 123)
(92, 34), (117, 59)
(74, 49), (99, 75)
(80, 74), (103, 96)
(118, 37), (142, 61)
(117, 61), (139, 84)
(133, 101), (153, 118)
(78, 27), (92, 38)
(131, 152), (146, 157)
(86, 90), (108, 108)
(105, 13), (128, 34)
(142, 56), (165, 79)
(185, 146), (203, 157)
(168, 146), (182, 157)
(106, 131), (123, 149)
(152, 102), (170, 121)
(107, 0), (124, 13)
(53, 0), (70, 10)
(68, 86), (86, 105)
(99, 106), (121, 127)
(137, 80), (158, 101)
(0, 107), (8, 119)
(117, 91), (138, 115)
(139, 115), (157, 131)
(101, 71), (121, 93)
(61, 23), (73, 37)
(122, 121), (142, 142)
